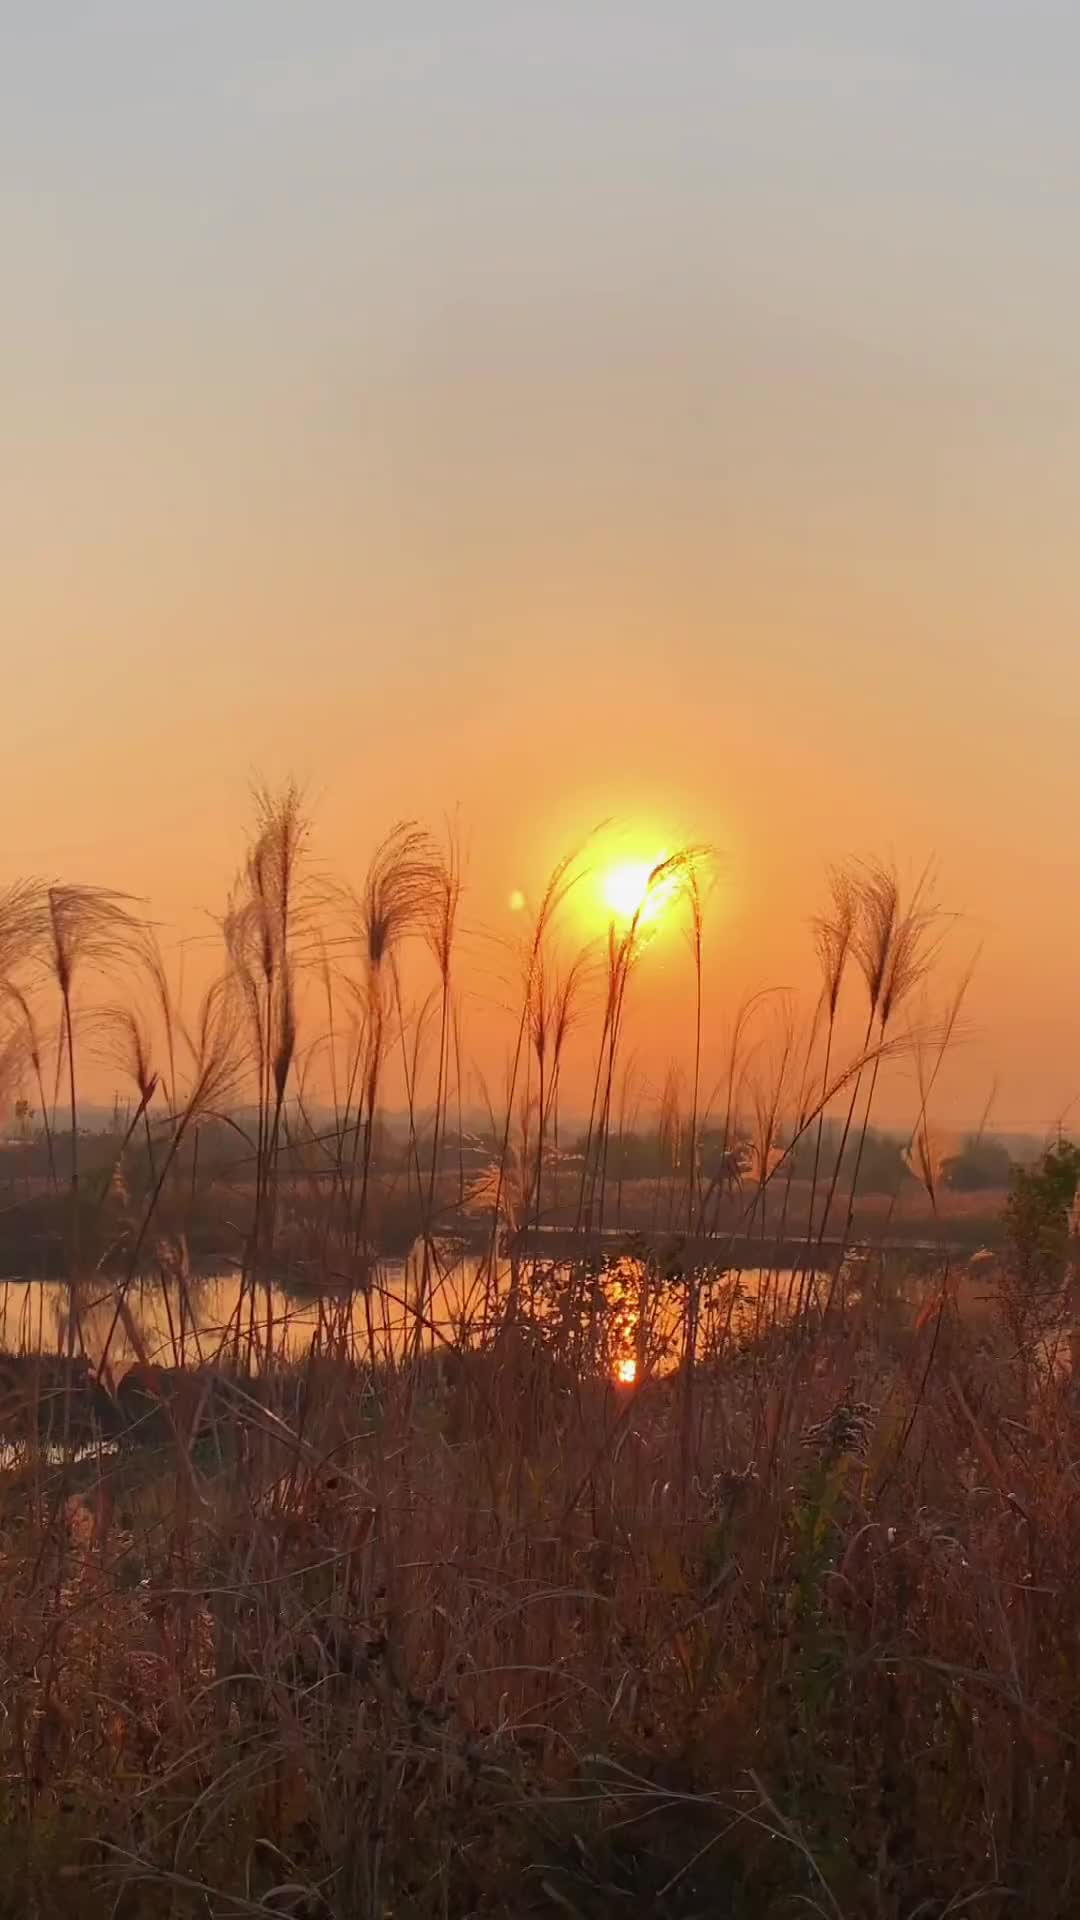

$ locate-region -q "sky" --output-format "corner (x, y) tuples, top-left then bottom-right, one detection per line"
(4, 3), (1080, 1127)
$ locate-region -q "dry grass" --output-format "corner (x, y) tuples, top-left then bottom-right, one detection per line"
(0, 1277), (1078, 1918)
(0, 792), (1071, 1917)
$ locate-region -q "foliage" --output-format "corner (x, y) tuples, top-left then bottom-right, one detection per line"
(786, 1121), (911, 1195)
(1003, 1136), (1080, 1298)
(941, 1133), (1013, 1191)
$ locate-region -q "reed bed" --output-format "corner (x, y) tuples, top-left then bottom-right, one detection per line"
(0, 789), (1073, 1918)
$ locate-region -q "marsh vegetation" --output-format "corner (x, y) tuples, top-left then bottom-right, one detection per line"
(0, 789), (1075, 1917)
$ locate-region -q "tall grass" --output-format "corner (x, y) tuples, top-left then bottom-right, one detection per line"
(2, 788), (1075, 1918)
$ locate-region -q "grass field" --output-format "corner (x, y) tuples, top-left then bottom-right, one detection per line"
(0, 791), (1074, 1915)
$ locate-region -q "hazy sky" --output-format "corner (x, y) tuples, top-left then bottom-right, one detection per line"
(5, 4), (1080, 1124)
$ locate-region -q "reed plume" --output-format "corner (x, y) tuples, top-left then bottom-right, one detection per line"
(338, 823), (441, 1251)
(0, 878), (45, 979)
(491, 845), (586, 1269)
(789, 865), (857, 1300)
(1, 977), (57, 1186)
(683, 858), (708, 1230)
(817, 861), (946, 1294)
(40, 883), (141, 1195)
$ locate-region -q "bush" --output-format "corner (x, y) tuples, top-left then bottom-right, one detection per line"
(941, 1135), (1012, 1191)
(1004, 1138), (1080, 1298)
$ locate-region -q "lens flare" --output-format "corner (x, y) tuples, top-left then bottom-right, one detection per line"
(602, 854), (677, 926)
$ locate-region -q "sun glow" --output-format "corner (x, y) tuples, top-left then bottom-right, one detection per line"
(615, 1355), (638, 1385)
(602, 854), (678, 927)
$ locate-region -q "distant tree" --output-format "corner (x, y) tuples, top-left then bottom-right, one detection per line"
(586, 1130), (667, 1181)
(754, 1121), (908, 1194)
(851, 1129), (910, 1195)
(941, 1135), (1012, 1192)
(567, 1124), (753, 1189)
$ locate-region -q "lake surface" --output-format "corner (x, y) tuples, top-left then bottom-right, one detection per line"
(0, 1250), (807, 1381)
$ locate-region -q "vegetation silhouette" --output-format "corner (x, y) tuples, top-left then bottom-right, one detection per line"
(0, 788), (1077, 1917)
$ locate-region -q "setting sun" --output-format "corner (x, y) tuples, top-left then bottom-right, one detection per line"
(602, 854), (678, 927)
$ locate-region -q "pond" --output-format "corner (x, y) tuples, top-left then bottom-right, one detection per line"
(0, 1248), (807, 1383)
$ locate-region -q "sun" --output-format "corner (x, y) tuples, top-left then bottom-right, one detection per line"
(602, 854), (678, 927)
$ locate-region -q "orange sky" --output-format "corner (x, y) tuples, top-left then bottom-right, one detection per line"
(5, 6), (1080, 1130)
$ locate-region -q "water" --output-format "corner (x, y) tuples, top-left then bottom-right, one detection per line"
(0, 1250), (802, 1380)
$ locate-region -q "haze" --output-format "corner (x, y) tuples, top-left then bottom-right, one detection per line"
(5, 3), (1080, 1124)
